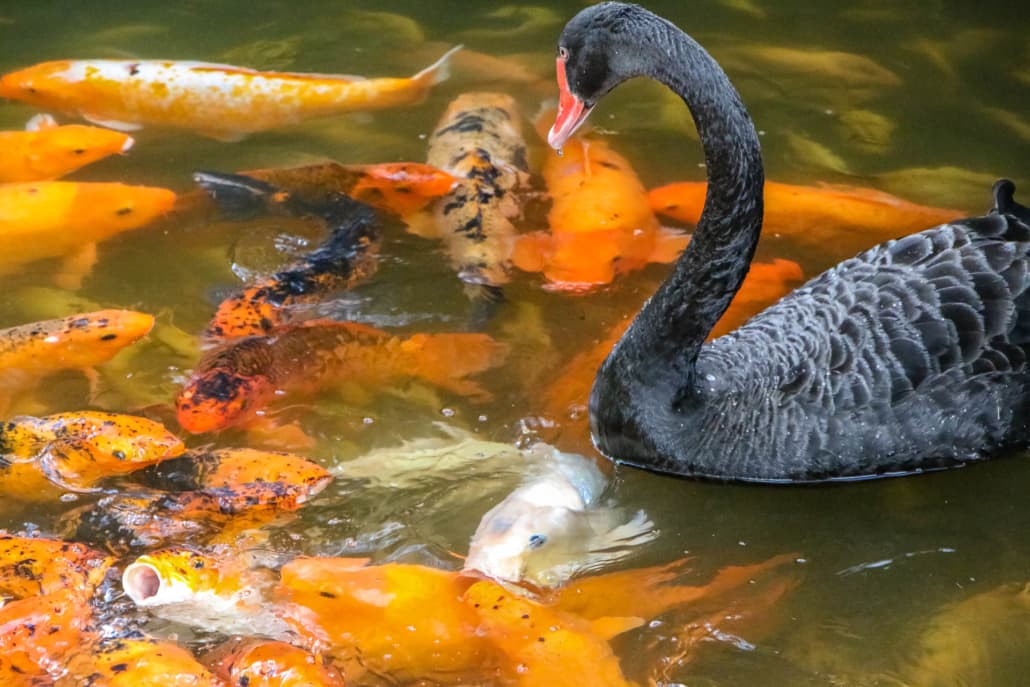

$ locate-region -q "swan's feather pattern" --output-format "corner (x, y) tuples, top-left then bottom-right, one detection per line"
(649, 212), (1030, 481)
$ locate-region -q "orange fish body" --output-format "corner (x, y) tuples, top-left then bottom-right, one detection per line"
(0, 588), (97, 684)
(0, 122), (133, 182)
(176, 320), (508, 433)
(0, 534), (113, 600)
(203, 637), (346, 687)
(0, 50), (459, 141)
(0, 309), (154, 414)
(0, 411), (184, 496)
(59, 638), (221, 687)
(649, 180), (968, 256)
(0, 181), (176, 280)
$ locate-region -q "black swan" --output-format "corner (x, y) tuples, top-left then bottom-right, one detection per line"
(548, 2), (1030, 482)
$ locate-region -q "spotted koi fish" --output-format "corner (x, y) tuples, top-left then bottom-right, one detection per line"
(0, 115), (133, 182)
(193, 172), (381, 340)
(0, 48), (461, 141)
(0, 309), (154, 416)
(176, 320), (508, 433)
(0, 411), (184, 496)
(0, 587), (96, 684)
(423, 91), (531, 314)
(202, 637), (347, 687)
(61, 637), (222, 687)
(0, 181), (176, 286)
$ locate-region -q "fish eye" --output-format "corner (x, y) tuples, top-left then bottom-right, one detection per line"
(528, 534), (547, 549)
(558, 46), (569, 60)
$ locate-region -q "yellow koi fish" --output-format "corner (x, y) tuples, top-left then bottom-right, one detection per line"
(0, 181), (176, 286)
(0, 116), (133, 182)
(61, 637), (222, 687)
(0, 48), (461, 142)
(0, 533), (112, 600)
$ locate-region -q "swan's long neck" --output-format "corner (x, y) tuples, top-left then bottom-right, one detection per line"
(614, 18), (764, 389)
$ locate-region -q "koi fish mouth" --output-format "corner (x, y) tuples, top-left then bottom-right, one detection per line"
(547, 56), (593, 150)
(122, 561), (163, 604)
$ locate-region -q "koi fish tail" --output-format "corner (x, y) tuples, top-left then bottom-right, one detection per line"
(403, 332), (508, 401)
(412, 45), (463, 89)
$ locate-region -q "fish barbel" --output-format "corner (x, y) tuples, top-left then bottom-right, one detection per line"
(0, 117), (133, 182)
(0, 47), (461, 141)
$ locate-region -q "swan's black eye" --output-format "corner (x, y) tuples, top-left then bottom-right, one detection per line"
(558, 46), (569, 60)
(528, 534), (547, 549)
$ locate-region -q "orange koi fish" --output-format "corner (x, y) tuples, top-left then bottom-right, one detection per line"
(240, 160), (459, 217)
(176, 320), (508, 433)
(423, 92), (531, 311)
(0, 411), (184, 496)
(0, 588), (96, 685)
(0, 117), (133, 182)
(0, 309), (154, 416)
(513, 124), (688, 291)
(538, 259), (804, 453)
(59, 637), (222, 687)
(0, 48), (461, 142)
(0, 181), (176, 285)
(203, 637), (347, 687)
(0, 533), (112, 600)
(649, 180), (968, 257)
(194, 172), (381, 339)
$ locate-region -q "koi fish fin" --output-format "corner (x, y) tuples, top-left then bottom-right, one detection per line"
(570, 509), (659, 577)
(590, 615), (645, 641)
(25, 113), (58, 131)
(81, 113), (143, 132)
(241, 416), (318, 452)
(56, 242), (98, 290)
(647, 226), (692, 263)
(402, 332), (508, 401)
(412, 44), (463, 87)
(510, 231), (552, 272)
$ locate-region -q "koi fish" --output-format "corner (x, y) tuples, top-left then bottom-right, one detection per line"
(0, 117), (133, 182)
(202, 637), (347, 687)
(0, 48), (461, 141)
(61, 637), (222, 687)
(0, 411), (184, 496)
(0, 309), (154, 416)
(464, 445), (656, 592)
(122, 547), (291, 638)
(422, 91), (531, 313)
(649, 180), (967, 257)
(538, 259), (804, 454)
(176, 320), (509, 433)
(239, 160), (459, 217)
(193, 172), (381, 339)
(0, 588), (96, 684)
(0, 181), (176, 286)
(0, 533), (112, 600)
(513, 119), (688, 290)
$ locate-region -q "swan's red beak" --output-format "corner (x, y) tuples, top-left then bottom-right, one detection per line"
(548, 56), (593, 150)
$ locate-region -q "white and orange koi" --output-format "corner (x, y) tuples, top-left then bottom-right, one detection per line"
(0, 48), (461, 141)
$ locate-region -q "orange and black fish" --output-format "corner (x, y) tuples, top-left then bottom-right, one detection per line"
(422, 92), (531, 318)
(194, 171), (382, 339)
(60, 637), (222, 687)
(176, 319), (508, 433)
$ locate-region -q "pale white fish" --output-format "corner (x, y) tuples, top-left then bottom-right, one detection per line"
(463, 445), (657, 592)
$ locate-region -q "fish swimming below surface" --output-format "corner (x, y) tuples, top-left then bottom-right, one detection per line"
(0, 114), (134, 182)
(201, 637), (346, 687)
(193, 171), (382, 339)
(0, 48), (461, 141)
(649, 179), (968, 258)
(176, 319), (509, 433)
(421, 91), (531, 319)
(463, 444), (657, 593)
(0, 181), (176, 287)
(0, 309), (154, 416)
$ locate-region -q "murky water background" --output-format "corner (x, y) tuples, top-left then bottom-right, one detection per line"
(1, 0), (1029, 684)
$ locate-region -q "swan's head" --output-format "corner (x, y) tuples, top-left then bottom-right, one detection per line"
(549, 2), (656, 149)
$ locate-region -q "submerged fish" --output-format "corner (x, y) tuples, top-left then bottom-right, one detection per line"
(464, 445), (656, 592)
(0, 587), (96, 684)
(423, 91), (531, 312)
(0, 48), (460, 141)
(176, 320), (509, 433)
(0, 411), (184, 495)
(194, 171), (381, 339)
(202, 637), (346, 687)
(513, 119), (688, 290)
(0, 117), (133, 182)
(0, 309), (154, 416)
(60, 637), (222, 687)
(0, 181), (176, 285)
(0, 533), (112, 600)
(649, 179), (967, 257)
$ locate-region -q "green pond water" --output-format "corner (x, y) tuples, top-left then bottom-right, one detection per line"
(1, 0), (1029, 684)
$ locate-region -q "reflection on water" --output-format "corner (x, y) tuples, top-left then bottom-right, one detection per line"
(0, 0), (1028, 684)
